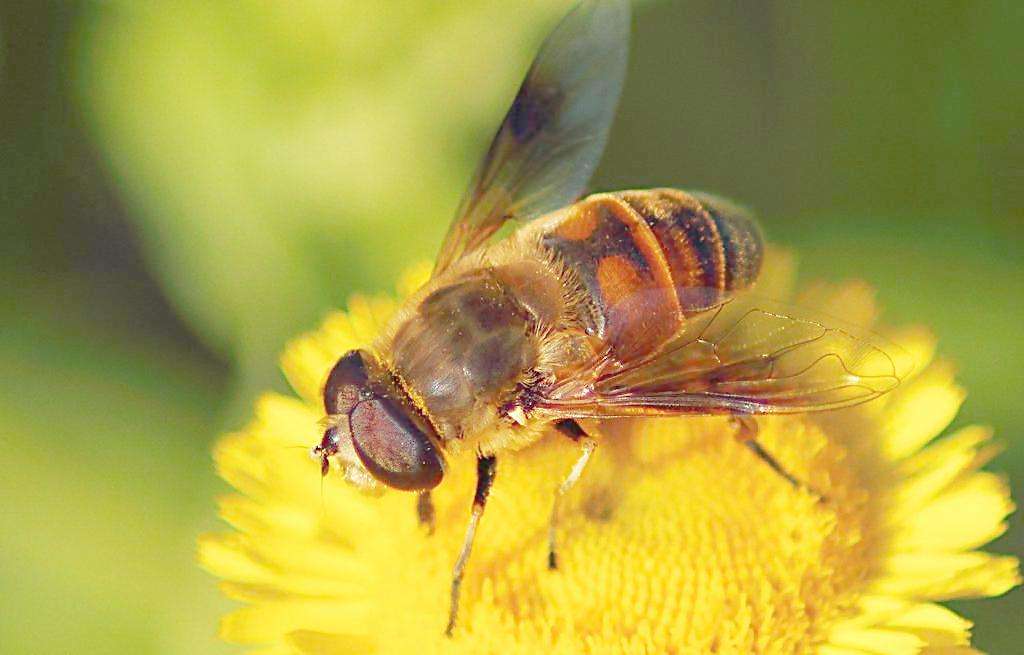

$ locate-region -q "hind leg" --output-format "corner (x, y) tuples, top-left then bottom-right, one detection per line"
(730, 415), (824, 498)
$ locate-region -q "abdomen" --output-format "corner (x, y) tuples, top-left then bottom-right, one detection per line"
(538, 188), (763, 363)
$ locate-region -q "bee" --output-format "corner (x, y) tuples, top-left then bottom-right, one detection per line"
(311, 0), (907, 635)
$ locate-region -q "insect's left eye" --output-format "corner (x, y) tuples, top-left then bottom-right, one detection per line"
(349, 396), (445, 491)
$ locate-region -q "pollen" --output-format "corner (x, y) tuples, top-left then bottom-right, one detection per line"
(200, 254), (1019, 654)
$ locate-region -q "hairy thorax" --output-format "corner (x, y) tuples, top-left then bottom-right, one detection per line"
(381, 246), (577, 445)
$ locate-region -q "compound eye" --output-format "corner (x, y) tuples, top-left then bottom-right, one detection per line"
(349, 397), (445, 491)
(324, 350), (370, 415)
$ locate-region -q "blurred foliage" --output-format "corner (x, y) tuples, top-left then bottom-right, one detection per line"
(75, 0), (566, 403)
(0, 1), (1021, 653)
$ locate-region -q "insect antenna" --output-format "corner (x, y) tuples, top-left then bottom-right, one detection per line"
(276, 444), (330, 515)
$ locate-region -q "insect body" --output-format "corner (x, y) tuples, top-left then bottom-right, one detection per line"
(311, 0), (907, 635)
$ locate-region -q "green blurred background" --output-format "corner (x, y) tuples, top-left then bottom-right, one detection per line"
(1, 1), (1020, 653)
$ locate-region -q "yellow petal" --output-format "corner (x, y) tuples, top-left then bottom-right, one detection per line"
(198, 533), (364, 599)
(891, 472), (1013, 553)
(886, 426), (997, 526)
(883, 602), (971, 647)
(220, 600), (368, 644)
(281, 331), (338, 407)
(825, 626), (925, 655)
(281, 295), (399, 404)
(884, 325), (937, 384)
(873, 552), (1021, 599)
(880, 362), (964, 461)
(246, 647), (300, 655)
(216, 495), (319, 538)
(287, 629), (377, 655)
(830, 595), (915, 630)
(345, 294), (397, 342)
(820, 647), (877, 655)
(214, 395), (324, 503)
(395, 261), (433, 297)
(893, 427), (990, 487)
(198, 532), (271, 584)
(827, 597), (971, 649)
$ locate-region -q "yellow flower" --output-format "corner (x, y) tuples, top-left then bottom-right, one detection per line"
(200, 254), (1019, 654)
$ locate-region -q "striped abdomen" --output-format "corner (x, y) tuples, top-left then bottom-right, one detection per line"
(540, 188), (763, 362)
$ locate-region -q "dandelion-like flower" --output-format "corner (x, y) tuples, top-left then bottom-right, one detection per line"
(201, 256), (1019, 654)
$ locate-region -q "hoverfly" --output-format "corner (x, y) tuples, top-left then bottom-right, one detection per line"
(311, 0), (907, 635)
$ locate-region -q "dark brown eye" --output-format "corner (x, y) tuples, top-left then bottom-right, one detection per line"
(349, 397), (445, 491)
(324, 350), (370, 415)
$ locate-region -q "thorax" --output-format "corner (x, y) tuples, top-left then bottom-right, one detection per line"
(377, 247), (573, 444)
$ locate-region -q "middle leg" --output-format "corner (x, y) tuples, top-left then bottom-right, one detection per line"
(548, 419), (597, 570)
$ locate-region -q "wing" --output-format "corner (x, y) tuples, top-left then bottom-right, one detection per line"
(434, 0), (630, 275)
(536, 294), (915, 418)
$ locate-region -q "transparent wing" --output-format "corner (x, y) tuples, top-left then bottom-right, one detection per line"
(538, 293), (915, 417)
(434, 0), (630, 275)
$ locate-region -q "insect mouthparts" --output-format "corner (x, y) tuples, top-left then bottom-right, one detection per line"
(309, 445), (327, 476)
(313, 426), (342, 477)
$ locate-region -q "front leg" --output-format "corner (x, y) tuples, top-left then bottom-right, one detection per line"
(416, 491), (435, 535)
(548, 419), (597, 570)
(445, 454), (497, 637)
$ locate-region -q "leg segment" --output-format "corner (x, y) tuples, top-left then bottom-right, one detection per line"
(730, 415), (822, 498)
(743, 438), (804, 490)
(548, 419), (597, 570)
(445, 455), (497, 637)
(416, 491), (435, 535)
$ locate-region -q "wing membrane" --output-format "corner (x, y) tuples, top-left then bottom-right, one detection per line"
(434, 0), (630, 275)
(539, 293), (914, 417)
